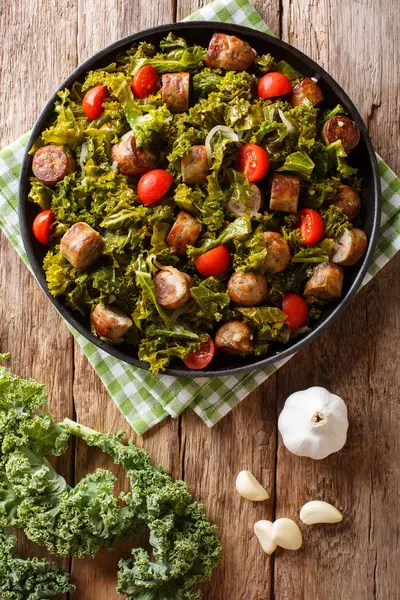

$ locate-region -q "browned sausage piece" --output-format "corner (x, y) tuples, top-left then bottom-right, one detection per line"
(227, 184), (263, 216)
(60, 222), (104, 271)
(206, 33), (255, 71)
(304, 263), (344, 301)
(331, 228), (367, 266)
(291, 77), (324, 107)
(261, 231), (291, 274)
(111, 132), (157, 176)
(331, 184), (361, 221)
(270, 173), (301, 214)
(153, 266), (192, 310)
(166, 211), (202, 255)
(161, 73), (190, 113)
(227, 271), (268, 307)
(215, 320), (254, 355)
(322, 116), (360, 153)
(181, 145), (209, 184)
(32, 145), (75, 185)
(91, 304), (132, 340)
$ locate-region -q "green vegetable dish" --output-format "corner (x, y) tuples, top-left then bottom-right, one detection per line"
(29, 31), (368, 373)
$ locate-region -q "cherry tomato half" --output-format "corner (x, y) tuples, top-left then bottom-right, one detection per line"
(32, 209), (54, 244)
(132, 66), (159, 99)
(297, 208), (325, 245)
(282, 293), (309, 330)
(236, 144), (269, 183)
(184, 335), (215, 370)
(137, 169), (174, 205)
(194, 245), (230, 277)
(82, 85), (108, 120)
(258, 72), (292, 99)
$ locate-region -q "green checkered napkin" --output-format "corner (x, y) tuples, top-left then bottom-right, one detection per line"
(1, 0), (399, 434)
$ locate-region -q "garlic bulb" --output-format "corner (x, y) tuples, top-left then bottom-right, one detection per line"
(278, 387), (348, 460)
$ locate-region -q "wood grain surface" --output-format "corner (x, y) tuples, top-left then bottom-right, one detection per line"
(0, 0), (399, 598)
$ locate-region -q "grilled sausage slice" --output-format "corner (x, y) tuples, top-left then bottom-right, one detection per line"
(227, 271), (268, 307)
(270, 173), (301, 214)
(91, 304), (132, 339)
(111, 132), (157, 176)
(206, 33), (255, 71)
(331, 228), (367, 266)
(32, 145), (75, 185)
(161, 73), (190, 113)
(262, 231), (291, 274)
(227, 184), (263, 216)
(60, 222), (104, 271)
(215, 320), (253, 355)
(153, 266), (192, 310)
(166, 211), (202, 255)
(291, 77), (324, 107)
(181, 145), (209, 184)
(331, 184), (361, 221)
(322, 116), (360, 153)
(304, 263), (344, 301)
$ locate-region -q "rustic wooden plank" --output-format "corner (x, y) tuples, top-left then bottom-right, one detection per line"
(0, 0), (78, 590)
(70, 1), (179, 598)
(275, 0), (400, 598)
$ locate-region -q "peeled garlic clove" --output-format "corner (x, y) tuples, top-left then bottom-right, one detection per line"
(271, 518), (302, 550)
(300, 500), (343, 525)
(254, 520), (277, 555)
(235, 470), (269, 501)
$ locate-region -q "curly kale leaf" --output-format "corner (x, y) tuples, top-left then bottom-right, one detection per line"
(0, 529), (74, 599)
(321, 205), (352, 239)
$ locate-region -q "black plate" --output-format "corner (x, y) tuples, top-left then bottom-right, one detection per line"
(19, 22), (381, 377)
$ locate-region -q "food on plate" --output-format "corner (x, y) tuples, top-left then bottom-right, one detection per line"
(331, 184), (361, 220)
(28, 31), (367, 372)
(235, 470), (269, 501)
(206, 32), (255, 71)
(60, 222), (104, 270)
(271, 518), (303, 550)
(91, 303), (133, 339)
(269, 173), (300, 213)
(291, 76), (324, 107)
(322, 115), (360, 153)
(304, 262), (344, 300)
(32, 145), (75, 184)
(0, 360), (222, 596)
(300, 500), (343, 525)
(331, 227), (367, 266)
(278, 386), (349, 459)
(214, 320), (253, 355)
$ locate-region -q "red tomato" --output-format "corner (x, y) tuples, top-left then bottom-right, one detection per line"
(132, 66), (159, 99)
(258, 72), (292, 99)
(194, 245), (230, 277)
(32, 209), (54, 244)
(297, 208), (325, 245)
(82, 85), (108, 120)
(236, 144), (269, 183)
(137, 170), (174, 205)
(282, 293), (309, 330)
(184, 335), (215, 370)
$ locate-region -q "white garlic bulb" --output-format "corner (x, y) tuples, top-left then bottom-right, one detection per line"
(278, 387), (348, 460)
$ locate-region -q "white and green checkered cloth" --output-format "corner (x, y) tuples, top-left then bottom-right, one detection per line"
(1, 0), (399, 434)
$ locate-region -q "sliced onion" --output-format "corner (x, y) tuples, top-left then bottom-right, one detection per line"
(205, 125), (240, 165)
(278, 109), (295, 133)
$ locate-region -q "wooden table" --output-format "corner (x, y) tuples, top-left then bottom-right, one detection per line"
(1, 0), (399, 598)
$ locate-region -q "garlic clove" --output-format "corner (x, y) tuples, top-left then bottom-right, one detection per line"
(300, 500), (343, 525)
(254, 520), (277, 555)
(235, 470), (269, 501)
(271, 518), (302, 550)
